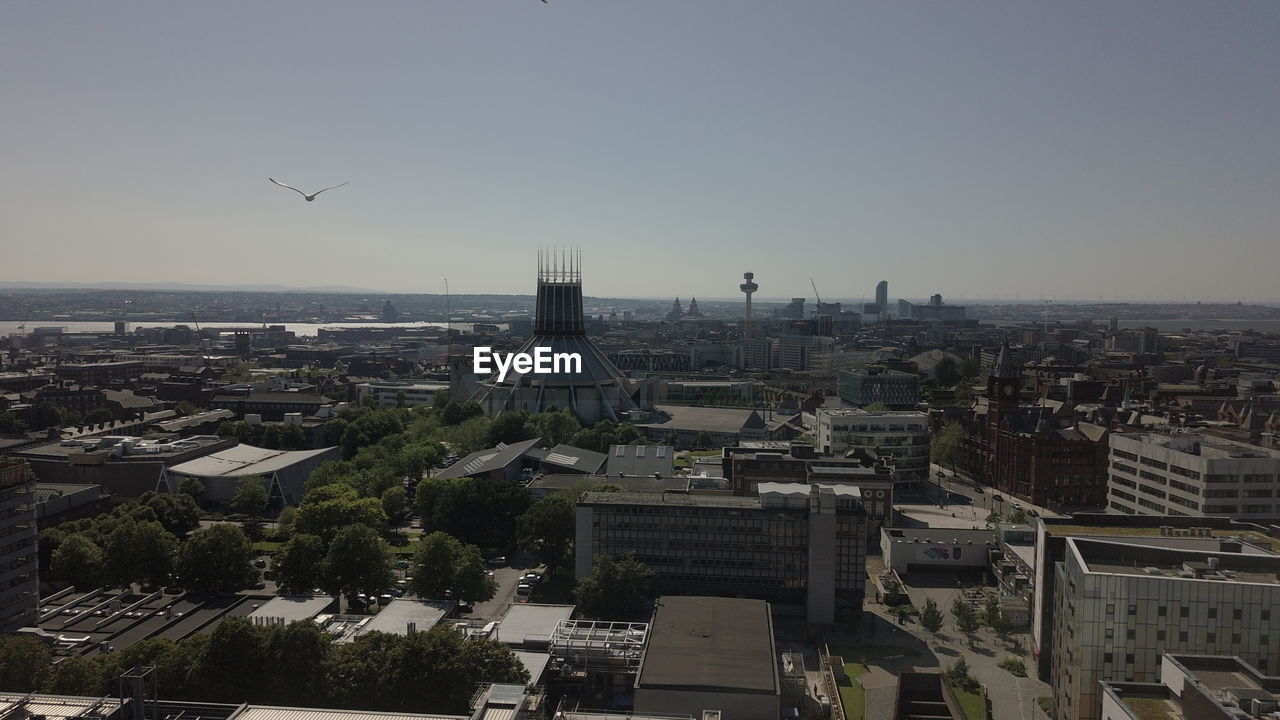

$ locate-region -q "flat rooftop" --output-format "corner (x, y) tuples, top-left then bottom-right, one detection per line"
(637, 596), (778, 695)
(496, 603), (575, 647)
(356, 599), (451, 637)
(232, 706), (463, 720)
(248, 595), (336, 624)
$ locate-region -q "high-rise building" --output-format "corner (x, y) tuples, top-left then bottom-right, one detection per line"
(575, 483), (869, 624)
(740, 272), (758, 336)
(0, 458), (38, 632)
(875, 280), (888, 319)
(837, 368), (921, 408)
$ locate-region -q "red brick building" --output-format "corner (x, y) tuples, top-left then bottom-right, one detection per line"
(960, 345), (1110, 510)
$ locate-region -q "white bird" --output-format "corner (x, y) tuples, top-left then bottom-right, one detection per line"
(269, 178), (349, 202)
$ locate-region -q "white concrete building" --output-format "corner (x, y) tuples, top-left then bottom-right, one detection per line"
(1108, 433), (1280, 520)
(1050, 537), (1280, 720)
(814, 408), (930, 484)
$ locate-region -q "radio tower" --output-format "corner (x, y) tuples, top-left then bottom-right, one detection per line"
(740, 271), (759, 337)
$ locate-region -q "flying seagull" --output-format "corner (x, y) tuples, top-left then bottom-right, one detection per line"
(268, 177), (349, 201)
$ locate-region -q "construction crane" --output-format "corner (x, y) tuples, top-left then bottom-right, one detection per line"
(188, 312), (211, 368)
(811, 278), (822, 306)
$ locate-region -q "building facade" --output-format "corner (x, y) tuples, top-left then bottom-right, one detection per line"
(1050, 537), (1280, 720)
(962, 345), (1110, 508)
(0, 458), (38, 632)
(837, 368), (920, 408)
(1108, 433), (1280, 520)
(575, 484), (868, 623)
(815, 408), (930, 485)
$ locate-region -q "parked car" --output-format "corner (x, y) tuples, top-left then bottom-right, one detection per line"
(522, 571), (542, 583)
(516, 583), (533, 596)
(1027, 508), (1040, 518)
(487, 556), (507, 568)
(992, 494), (1005, 502)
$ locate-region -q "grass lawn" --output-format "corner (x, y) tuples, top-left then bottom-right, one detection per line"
(689, 450), (722, 457)
(826, 644), (918, 720)
(251, 541), (285, 553)
(836, 661), (869, 720)
(950, 684), (987, 720)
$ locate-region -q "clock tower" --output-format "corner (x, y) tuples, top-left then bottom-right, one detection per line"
(986, 343), (1021, 491)
(988, 343), (1021, 408)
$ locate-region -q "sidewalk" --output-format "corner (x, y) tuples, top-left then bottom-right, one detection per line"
(838, 587), (1051, 720)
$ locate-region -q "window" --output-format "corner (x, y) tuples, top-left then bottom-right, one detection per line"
(1234, 608), (1243, 620)
(1208, 633), (1217, 642)
(1127, 629), (1136, 640)
(1233, 633), (1241, 644)
(1126, 653), (1135, 664)
(1128, 605), (1137, 615)
(1208, 608), (1217, 619)
(1107, 604), (1115, 615)
(1105, 628), (1115, 639)
(1263, 609), (1271, 621)
(1157, 630), (1167, 641)
(1104, 652), (1114, 664)
(1179, 631), (1188, 642)
(1158, 606), (1167, 617)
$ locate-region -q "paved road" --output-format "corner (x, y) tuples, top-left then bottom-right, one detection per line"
(470, 566), (537, 621)
(928, 464), (1067, 520)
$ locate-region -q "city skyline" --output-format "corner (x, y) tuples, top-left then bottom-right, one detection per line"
(5, 2), (1280, 299)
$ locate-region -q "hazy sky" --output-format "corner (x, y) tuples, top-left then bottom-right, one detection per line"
(4, 2), (1279, 302)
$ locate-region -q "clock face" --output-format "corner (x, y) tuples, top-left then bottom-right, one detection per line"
(1003, 384), (1015, 397)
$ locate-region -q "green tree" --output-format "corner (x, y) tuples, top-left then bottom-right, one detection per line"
(0, 411), (28, 434)
(279, 422), (307, 450)
(931, 421), (966, 470)
(178, 524), (258, 593)
(487, 410), (534, 446)
(921, 598), (944, 635)
(174, 401), (200, 416)
(0, 635), (52, 691)
(322, 524), (393, 600)
(409, 532), (496, 603)
(517, 494), (575, 570)
(954, 384), (975, 407)
(260, 424), (283, 449)
(44, 655), (105, 696)
(35, 402), (65, 429)
(199, 617), (269, 702)
(959, 357), (981, 379)
(84, 407), (115, 425)
(417, 477), (530, 550)
(105, 520), (178, 588)
(535, 408), (582, 446)
(52, 533), (105, 587)
(695, 430), (714, 449)
(951, 595), (979, 632)
(142, 492), (201, 537)
(574, 553), (654, 620)
(231, 475), (270, 516)
(274, 505), (297, 541)
(178, 476), (205, 500)
(983, 593), (1001, 627)
(274, 533), (327, 594)
(381, 486), (410, 528)
(266, 620), (334, 705)
(935, 356), (961, 387)
(294, 484), (387, 543)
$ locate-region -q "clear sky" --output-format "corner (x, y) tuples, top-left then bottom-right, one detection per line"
(4, 2), (1279, 302)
